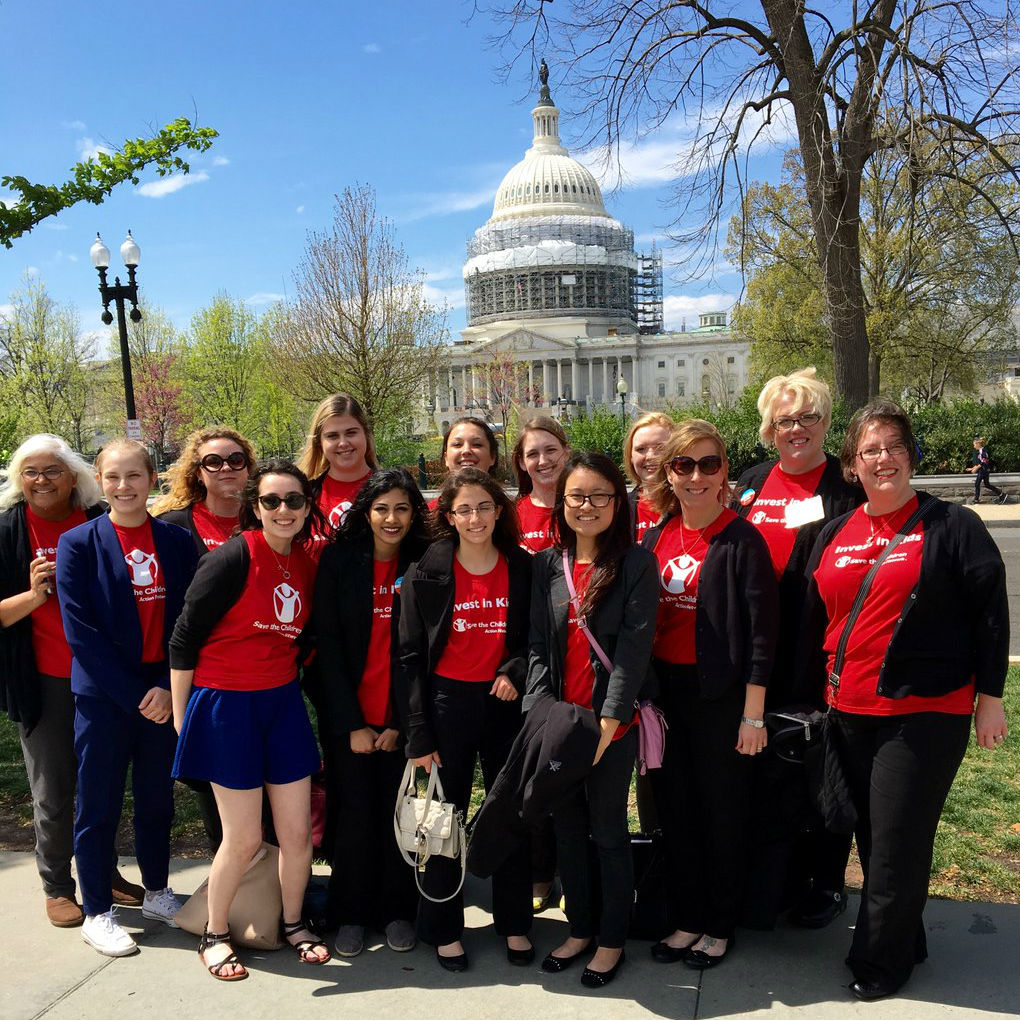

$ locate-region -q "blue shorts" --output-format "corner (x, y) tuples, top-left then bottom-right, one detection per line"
(172, 680), (320, 790)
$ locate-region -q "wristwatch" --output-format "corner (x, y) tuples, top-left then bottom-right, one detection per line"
(741, 716), (765, 728)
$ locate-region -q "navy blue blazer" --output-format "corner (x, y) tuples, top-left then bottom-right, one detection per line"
(56, 513), (198, 715)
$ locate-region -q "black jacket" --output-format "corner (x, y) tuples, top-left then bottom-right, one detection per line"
(797, 492), (1009, 704)
(525, 544), (659, 719)
(313, 533), (426, 738)
(642, 512), (778, 699)
(0, 500), (105, 729)
(155, 505), (211, 558)
(397, 539), (532, 758)
(732, 455), (863, 704)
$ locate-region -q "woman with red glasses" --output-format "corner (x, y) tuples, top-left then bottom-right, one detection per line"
(642, 420), (777, 969)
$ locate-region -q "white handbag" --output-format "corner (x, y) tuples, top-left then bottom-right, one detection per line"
(393, 761), (467, 903)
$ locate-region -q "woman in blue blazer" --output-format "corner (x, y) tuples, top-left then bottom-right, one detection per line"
(57, 439), (197, 958)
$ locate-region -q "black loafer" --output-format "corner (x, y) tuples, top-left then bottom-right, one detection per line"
(436, 947), (469, 973)
(541, 946), (590, 973)
(850, 980), (897, 1001)
(790, 889), (848, 929)
(507, 943), (535, 966)
(651, 939), (697, 963)
(581, 950), (625, 989)
(684, 938), (732, 969)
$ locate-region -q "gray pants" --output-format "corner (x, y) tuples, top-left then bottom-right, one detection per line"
(18, 675), (79, 898)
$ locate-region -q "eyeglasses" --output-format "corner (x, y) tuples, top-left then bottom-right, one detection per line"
(857, 443), (909, 463)
(772, 413), (822, 432)
(449, 502), (498, 519)
(257, 493), (308, 511)
(668, 455), (723, 476)
(21, 467), (66, 481)
(200, 452), (248, 472)
(563, 492), (616, 508)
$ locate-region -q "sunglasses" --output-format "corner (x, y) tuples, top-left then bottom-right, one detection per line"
(668, 455), (724, 476)
(257, 493), (308, 511)
(201, 451), (248, 472)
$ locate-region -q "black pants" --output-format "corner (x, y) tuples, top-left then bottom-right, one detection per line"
(418, 675), (531, 946)
(553, 726), (637, 948)
(327, 740), (417, 929)
(651, 665), (752, 939)
(974, 466), (1003, 501)
(833, 709), (970, 991)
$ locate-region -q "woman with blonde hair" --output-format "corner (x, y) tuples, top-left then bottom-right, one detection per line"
(643, 420), (777, 969)
(512, 416), (570, 555)
(623, 412), (673, 541)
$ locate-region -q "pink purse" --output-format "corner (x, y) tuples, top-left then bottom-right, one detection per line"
(561, 550), (667, 773)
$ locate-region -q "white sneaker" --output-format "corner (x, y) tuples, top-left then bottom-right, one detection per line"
(141, 886), (182, 927)
(82, 910), (138, 957)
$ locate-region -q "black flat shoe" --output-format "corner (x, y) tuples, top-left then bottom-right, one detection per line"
(507, 942), (535, 966)
(541, 945), (590, 973)
(581, 950), (625, 989)
(790, 888), (848, 929)
(684, 937), (732, 969)
(651, 938), (699, 963)
(436, 947), (469, 973)
(850, 979), (897, 1001)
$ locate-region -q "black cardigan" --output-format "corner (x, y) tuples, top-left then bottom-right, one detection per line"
(732, 455), (863, 704)
(524, 543), (659, 720)
(155, 505), (212, 558)
(642, 512), (779, 699)
(0, 500), (105, 729)
(797, 492), (1009, 704)
(397, 539), (532, 759)
(312, 533), (426, 738)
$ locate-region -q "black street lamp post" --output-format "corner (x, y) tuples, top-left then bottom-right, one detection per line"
(617, 375), (629, 428)
(90, 232), (142, 427)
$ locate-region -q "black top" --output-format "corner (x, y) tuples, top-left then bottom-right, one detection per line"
(155, 505), (209, 558)
(397, 539), (532, 759)
(313, 533), (427, 738)
(797, 492), (1009, 704)
(642, 512), (779, 700)
(0, 500), (105, 729)
(732, 455), (863, 705)
(525, 543), (659, 720)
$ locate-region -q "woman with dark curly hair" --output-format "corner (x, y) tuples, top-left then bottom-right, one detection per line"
(397, 467), (533, 972)
(314, 469), (430, 959)
(170, 460), (331, 980)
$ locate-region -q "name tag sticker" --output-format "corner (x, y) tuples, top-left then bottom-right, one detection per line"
(784, 495), (824, 529)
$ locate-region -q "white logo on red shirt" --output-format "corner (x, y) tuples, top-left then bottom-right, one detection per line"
(751, 510), (768, 526)
(125, 550), (158, 586)
(273, 583), (302, 623)
(328, 501), (353, 528)
(452, 617), (468, 633)
(661, 554), (700, 594)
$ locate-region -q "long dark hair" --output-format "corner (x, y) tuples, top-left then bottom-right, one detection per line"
(433, 467), (520, 557)
(440, 416), (500, 476)
(341, 468), (430, 552)
(238, 459), (325, 543)
(552, 451), (633, 619)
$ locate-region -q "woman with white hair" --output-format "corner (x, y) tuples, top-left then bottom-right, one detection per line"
(732, 368), (863, 930)
(0, 434), (145, 927)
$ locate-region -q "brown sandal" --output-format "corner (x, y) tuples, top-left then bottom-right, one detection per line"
(199, 925), (249, 981)
(281, 918), (331, 965)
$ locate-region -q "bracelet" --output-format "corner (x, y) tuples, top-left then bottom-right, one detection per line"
(741, 716), (765, 728)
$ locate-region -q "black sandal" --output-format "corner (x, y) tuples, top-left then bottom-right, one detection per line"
(199, 924), (248, 982)
(281, 918), (332, 965)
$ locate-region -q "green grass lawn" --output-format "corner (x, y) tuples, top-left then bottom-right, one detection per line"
(1, 669), (1017, 900)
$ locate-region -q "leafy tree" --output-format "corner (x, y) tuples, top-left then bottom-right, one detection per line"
(135, 353), (187, 469)
(277, 184), (448, 431)
(565, 408), (626, 466)
(1, 118), (217, 247)
(492, 2), (1020, 408)
(484, 351), (541, 464)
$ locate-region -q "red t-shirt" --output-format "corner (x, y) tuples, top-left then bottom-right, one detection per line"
(308, 473), (371, 561)
(25, 505), (87, 677)
(435, 556), (509, 682)
(743, 461), (827, 577)
(358, 557), (400, 727)
(813, 496), (974, 716)
(112, 517), (166, 664)
(517, 495), (554, 554)
(634, 492), (660, 542)
(562, 561), (634, 739)
(194, 531), (314, 691)
(651, 509), (736, 664)
(191, 500), (238, 551)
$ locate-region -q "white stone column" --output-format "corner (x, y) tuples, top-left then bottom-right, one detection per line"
(447, 366), (454, 410)
(587, 359), (593, 404)
(602, 358), (608, 405)
(469, 364), (477, 404)
(556, 360), (563, 400)
(570, 358), (578, 402)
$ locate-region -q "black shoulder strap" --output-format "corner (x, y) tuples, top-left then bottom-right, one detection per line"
(828, 496), (935, 691)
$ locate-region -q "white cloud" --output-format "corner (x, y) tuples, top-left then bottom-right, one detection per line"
(62, 120), (87, 131)
(363, 42), (381, 54)
(0, 191), (17, 209)
(136, 171), (210, 198)
(0, 304), (13, 324)
(53, 250), (78, 264)
(25, 266), (39, 277)
(244, 292), (285, 306)
(43, 221), (69, 231)
(296, 205), (305, 214)
(423, 282), (466, 310)
(401, 184), (497, 222)
(77, 137), (111, 160)
(212, 156), (231, 166)
(662, 292), (737, 330)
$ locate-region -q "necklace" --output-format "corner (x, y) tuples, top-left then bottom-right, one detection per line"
(266, 538), (292, 580)
(678, 508), (721, 556)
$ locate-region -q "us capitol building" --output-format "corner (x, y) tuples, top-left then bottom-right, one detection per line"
(422, 63), (749, 429)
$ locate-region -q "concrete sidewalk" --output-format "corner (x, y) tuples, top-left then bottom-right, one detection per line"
(1, 852), (1016, 1020)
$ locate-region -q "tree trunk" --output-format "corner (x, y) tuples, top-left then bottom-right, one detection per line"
(868, 349), (882, 399)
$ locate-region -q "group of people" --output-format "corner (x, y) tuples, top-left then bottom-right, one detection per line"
(0, 372), (1008, 1002)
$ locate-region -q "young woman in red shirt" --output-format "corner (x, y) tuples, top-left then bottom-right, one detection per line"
(170, 461), (331, 980)
(427, 417), (501, 511)
(398, 467), (533, 973)
(313, 468), (431, 959)
(512, 415), (570, 556)
(526, 451), (659, 989)
(642, 420), (778, 970)
(623, 412), (673, 542)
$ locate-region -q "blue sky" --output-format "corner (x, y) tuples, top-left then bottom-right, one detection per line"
(0, 0), (793, 339)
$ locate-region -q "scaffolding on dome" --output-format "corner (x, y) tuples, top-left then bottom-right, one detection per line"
(634, 249), (664, 335)
(466, 215), (634, 259)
